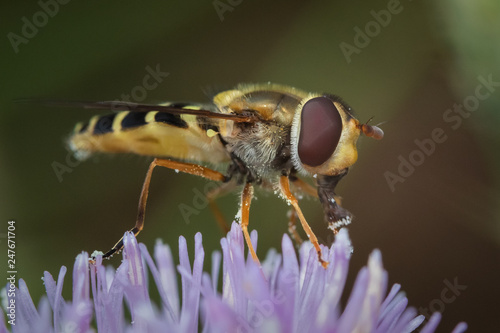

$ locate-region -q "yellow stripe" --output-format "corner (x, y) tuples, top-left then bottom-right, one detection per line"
(182, 105), (201, 110)
(87, 115), (100, 133)
(145, 111), (158, 123)
(74, 122), (84, 133)
(113, 111), (129, 132)
(181, 114), (196, 124)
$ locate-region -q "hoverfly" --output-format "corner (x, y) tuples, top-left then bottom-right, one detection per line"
(66, 83), (383, 268)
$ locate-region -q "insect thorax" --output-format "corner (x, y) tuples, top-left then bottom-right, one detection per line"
(222, 120), (293, 180)
(213, 84), (307, 181)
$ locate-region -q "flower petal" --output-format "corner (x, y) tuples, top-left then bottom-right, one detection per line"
(420, 312), (442, 333)
(155, 239), (180, 317)
(139, 242), (177, 323)
(2, 221), (466, 333)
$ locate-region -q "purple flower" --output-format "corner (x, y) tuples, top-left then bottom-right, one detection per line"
(1, 223), (467, 332)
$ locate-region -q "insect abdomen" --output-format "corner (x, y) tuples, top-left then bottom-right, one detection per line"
(69, 108), (230, 164)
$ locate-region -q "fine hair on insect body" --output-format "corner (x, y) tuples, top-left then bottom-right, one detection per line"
(36, 83), (384, 268)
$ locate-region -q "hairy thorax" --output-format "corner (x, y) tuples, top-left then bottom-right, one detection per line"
(222, 120), (291, 179)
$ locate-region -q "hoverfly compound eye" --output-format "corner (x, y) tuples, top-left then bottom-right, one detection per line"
(297, 97), (342, 167)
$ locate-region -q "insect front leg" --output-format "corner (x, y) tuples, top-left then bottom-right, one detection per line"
(240, 182), (260, 265)
(316, 171), (353, 234)
(289, 176), (318, 198)
(280, 175), (329, 269)
(286, 208), (303, 247)
(286, 177), (317, 247)
(95, 157), (227, 261)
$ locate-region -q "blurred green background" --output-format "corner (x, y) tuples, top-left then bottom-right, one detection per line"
(1, 0), (499, 331)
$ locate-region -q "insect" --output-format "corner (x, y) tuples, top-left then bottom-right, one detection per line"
(66, 83), (383, 268)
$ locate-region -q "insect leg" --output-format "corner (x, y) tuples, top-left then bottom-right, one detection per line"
(206, 181), (237, 233)
(290, 177), (318, 198)
(287, 208), (304, 246)
(98, 157), (226, 260)
(240, 182), (260, 265)
(316, 172), (352, 234)
(286, 177), (319, 246)
(291, 176), (343, 205)
(280, 175), (329, 269)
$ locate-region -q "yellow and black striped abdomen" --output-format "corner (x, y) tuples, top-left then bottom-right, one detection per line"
(69, 108), (231, 164)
